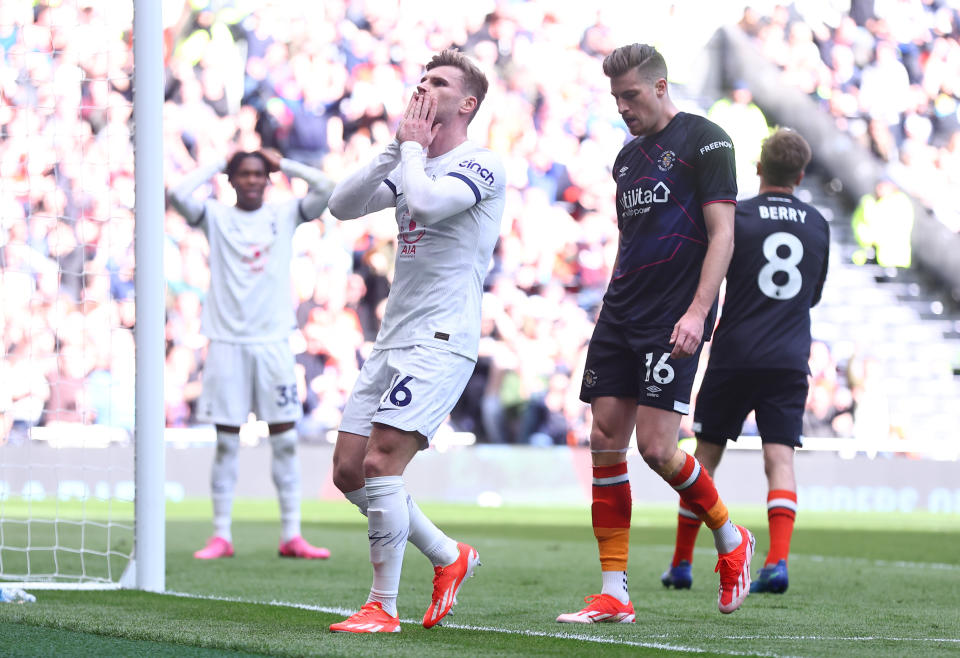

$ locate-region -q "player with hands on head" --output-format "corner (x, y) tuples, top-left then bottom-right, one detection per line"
(324, 49), (505, 634)
(662, 128), (828, 595)
(556, 43), (754, 624)
(168, 147), (335, 561)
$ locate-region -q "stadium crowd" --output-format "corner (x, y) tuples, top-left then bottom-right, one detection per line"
(3, 0), (955, 447)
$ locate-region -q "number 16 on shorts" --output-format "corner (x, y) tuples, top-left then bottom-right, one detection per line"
(377, 374), (414, 412)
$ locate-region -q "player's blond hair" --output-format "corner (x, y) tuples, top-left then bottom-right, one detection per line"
(602, 43), (668, 82)
(426, 49), (488, 123)
(760, 128), (812, 187)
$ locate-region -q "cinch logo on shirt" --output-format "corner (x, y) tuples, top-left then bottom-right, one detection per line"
(699, 140), (732, 155)
(458, 158), (495, 185)
(621, 181), (670, 217)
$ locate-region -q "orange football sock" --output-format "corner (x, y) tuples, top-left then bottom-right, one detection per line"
(666, 453), (729, 530)
(592, 462), (631, 571)
(672, 502), (702, 566)
(766, 489), (797, 565)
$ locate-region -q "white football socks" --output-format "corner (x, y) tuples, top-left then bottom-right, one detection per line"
(601, 570), (630, 604)
(713, 519), (743, 555)
(211, 429), (239, 543)
(270, 428), (301, 542)
(344, 486), (458, 567)
(365, 476), (409, 617)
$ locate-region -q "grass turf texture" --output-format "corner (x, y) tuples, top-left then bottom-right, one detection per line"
(1, 500), (958, 657)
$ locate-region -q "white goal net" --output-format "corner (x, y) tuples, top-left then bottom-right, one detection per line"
(0, 0), (153, 588)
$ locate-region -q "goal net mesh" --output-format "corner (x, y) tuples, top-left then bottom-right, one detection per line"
(0, 0), (136, 586)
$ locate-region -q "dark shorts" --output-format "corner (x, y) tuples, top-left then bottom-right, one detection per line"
(693, 368), (808, 447)
(579, 317), (702, 414)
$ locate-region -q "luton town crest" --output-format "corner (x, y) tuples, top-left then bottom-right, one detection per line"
(657, 150), (676, 172)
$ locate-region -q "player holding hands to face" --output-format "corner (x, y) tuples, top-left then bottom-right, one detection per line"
(326, 49), (505, 634)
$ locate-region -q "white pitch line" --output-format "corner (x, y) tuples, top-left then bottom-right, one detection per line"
(162, 591), (958, 652)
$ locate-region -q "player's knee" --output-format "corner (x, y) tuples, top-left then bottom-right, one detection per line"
(214, 434), (239, 461)
(332, 458), (364, 493)
(269, 433), (297, 460)
(638, 442), (674, 472)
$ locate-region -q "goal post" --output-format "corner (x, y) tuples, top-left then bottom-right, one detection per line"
(132, 0), (166, 594)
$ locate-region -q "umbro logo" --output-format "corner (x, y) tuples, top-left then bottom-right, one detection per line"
(646, 385), (662, 393)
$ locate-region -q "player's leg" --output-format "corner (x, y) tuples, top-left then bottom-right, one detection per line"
(751, 443), (796, 592)
(558, 320), (638, 624)
(662, 440), (725, 589)
(631, 341), (753, 614)
(556, 396), (636, 623)
(752, 370), (805, 593)
(255, 342), (328, 558)
(665, 368), (752, 588)
(334, 429), (461, 574)
(332, 346), (479, 632)
(334, 351), (463, 573)
(194, 341), (251, 559)
(330, 424), (418, 634)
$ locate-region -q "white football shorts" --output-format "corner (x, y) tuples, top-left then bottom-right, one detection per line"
(196, 340), (302, 426)
(339, 344), (475, 445)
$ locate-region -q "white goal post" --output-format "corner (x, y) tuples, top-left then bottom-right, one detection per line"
(0, 0), (164, 592)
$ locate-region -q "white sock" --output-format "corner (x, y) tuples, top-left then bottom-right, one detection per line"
(211, 430), (239, 543)
(601, 570), (630, 604)
(270, 428), (301, 542)
(365, 476), (408, 617)
(407, 494), (458, 567)
(344, 486), (458, 567)
(344, 487), (369, 515)
(712, 520), (743, 554)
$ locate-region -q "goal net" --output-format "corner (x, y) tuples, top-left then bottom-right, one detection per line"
(0, 0), (161, 589)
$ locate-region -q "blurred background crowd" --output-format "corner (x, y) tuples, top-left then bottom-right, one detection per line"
(2, 0), (959, 448)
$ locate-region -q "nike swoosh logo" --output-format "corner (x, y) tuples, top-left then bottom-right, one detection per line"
(376, 405), (397, 413)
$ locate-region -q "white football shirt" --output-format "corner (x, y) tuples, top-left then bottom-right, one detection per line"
(169, 159), (333, 343)
(329, 140), (505, 360)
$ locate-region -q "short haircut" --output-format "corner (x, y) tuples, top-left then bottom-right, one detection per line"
(425, 48), (489, 122)
(226, 151), (269, 180)
(602, 43), (668, 82)
(760, 128), (812, 187)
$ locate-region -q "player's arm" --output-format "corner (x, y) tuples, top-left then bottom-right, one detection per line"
(399, 142), (480, 226)
(167, 159), (226, 226)
(327, 142), (400, 220)
(258, 148), (335, 222)
(670, 201), (735, 359)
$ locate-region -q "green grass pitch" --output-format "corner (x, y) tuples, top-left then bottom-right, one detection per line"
(1, 499), (958, 657)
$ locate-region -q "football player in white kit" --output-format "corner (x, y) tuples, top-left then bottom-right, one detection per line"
(326, 50), (505, 633)
(169, 147), (334, 560)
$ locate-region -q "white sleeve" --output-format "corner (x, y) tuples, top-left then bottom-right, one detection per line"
(167, 159), (226, 226)
(327, 142), (401, 220)
(280, 158), (336, 222)
(400, 141), (501, 226)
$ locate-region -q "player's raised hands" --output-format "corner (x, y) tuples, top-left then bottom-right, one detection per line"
(258, 148), (283, 173)
(397, 91), (440, 148)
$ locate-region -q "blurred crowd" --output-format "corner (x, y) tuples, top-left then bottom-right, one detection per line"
(738, 0), (960, 233)
(3, 0), (954, 448)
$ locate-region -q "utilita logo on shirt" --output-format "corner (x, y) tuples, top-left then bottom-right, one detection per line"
(621, 181), (670, 217)
(458, 158), (495, 185)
